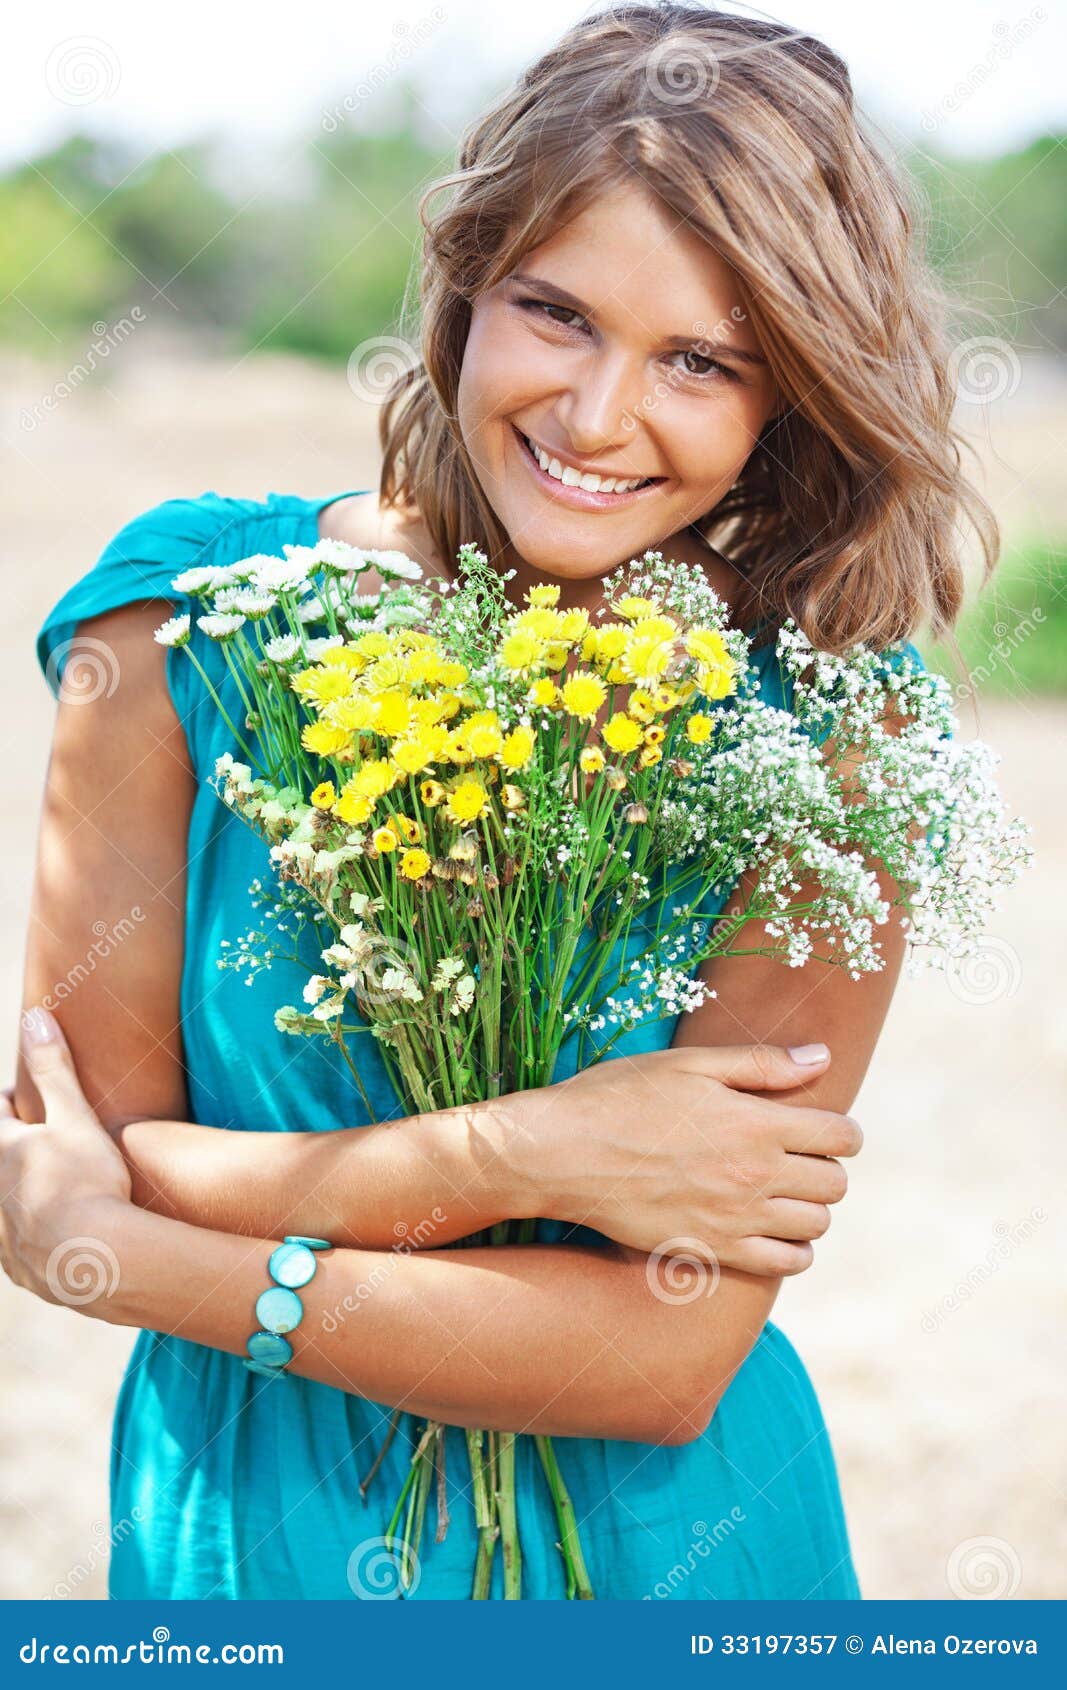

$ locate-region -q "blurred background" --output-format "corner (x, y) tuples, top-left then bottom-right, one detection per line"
(1, 0), (1064, 1602)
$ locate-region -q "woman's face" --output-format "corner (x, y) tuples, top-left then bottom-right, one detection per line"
(455, 178), (779, 595)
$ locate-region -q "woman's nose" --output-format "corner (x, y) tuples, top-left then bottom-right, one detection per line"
(557, 348), (648, 456)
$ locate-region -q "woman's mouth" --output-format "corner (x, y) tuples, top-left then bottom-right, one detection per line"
(511, 423), (667, 511)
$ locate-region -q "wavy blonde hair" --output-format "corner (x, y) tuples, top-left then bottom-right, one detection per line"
(379, 1), (998, 654)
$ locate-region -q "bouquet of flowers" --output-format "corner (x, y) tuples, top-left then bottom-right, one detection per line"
(155, 538), (1032, 1598)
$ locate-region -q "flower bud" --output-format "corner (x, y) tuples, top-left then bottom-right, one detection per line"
(621, 801), (649, 825)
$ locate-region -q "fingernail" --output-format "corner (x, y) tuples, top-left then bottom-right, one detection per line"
(789, 1043), (829, 1064)
(21, 1006), (57, 1046)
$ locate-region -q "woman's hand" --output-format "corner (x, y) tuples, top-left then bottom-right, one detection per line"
(503, 1043), (862, 1276)
(0, 1007), (131, 1311)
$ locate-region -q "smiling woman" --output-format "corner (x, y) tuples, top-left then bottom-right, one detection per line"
(9, 0), (1004, 1606)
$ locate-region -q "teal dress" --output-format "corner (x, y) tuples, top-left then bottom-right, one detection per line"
(37, 489), (881, 1602)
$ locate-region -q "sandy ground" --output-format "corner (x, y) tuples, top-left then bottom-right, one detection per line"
(0, 338), (1063, 1600)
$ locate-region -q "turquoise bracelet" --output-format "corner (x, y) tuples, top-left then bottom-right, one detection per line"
(243, 1235), (333, 1379)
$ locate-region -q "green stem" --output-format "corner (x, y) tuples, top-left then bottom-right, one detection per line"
(535, 1434), (595, 1600)
(496, 1431), (522, 1599)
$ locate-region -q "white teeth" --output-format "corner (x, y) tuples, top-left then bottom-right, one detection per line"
(524, 434), (648, 494)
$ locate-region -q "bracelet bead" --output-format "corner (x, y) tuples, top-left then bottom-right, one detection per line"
(243, 1234), (333, 1380)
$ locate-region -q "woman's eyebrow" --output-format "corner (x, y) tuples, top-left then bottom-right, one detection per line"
(506, 271), (768, 364)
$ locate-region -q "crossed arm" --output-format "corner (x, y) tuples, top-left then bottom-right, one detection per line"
(11, 601), (904, 1443)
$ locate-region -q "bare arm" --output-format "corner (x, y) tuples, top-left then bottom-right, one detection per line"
(12, 601), (792, 1443)
(85, 1196), (770, 1444)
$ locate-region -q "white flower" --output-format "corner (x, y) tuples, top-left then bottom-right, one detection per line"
(303, 975), (329, 1004)
(264, 633), (302, 664)
(358, 547), (423, 581)
(154, 613), (191, 648)
(170, 564), (239, 595)
(245, 556), (313, 594)
(282, 538), (370, 573)
(228, 589), (278, 618)
(197, 612), (246, 640)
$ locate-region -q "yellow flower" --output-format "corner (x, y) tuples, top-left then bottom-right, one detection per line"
(643, 725), (665, 745)
(632, 613), (677, 644)
(323, 695), (377, 732)
(686, 713), (713, 744)
(686, 626), (730, 667)
(394, 814), (423, 844)
(621, 630), (674, 682)
(582, 623), (629, 668)
(652, 683), (680, 712)
(301, 721), (350, 756)
(420, 779), (446, 806)
(615, 595), (660, 622)
(499, 630), (546, 673)
(697, 659), (736, 701)
(374, 690), (412, 737)
(560, 671), (607, 721)
(292, 667), (353, 704)
(638, 744), (662, 768)
(351, 631), (392, 660)
(628, 689), (657, 723)
(320, 645), (366, 671)
(435, 661), (469, 688)
(334, 790), (374, 825)
(351, 758), (398, 799)
(527, 583), (560, 607)
(558, 608), (590, 643)
(392, 735), (439, 776)
(445, 779), (489, 823)
(501, 783), (526, 810)
(399, 847), (431, 881)
(310, 781), (337, 809)
(529, 677), (561, 709)
(510, 606), (562, 640)
(372, 825), (399, 853)
(601, 713), (644, 755)
(443, 727), (474, 765)
(464, 710), (504, 759)
(579, 746), (605, 774)
(499, 724), (536, 770)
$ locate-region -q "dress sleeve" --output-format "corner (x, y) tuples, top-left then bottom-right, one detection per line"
(35, 491), (247, 727)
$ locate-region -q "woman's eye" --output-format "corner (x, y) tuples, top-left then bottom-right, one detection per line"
(668, 349), (741, 384)
(517, 296), (741, 383)
(519, 296), (585, 331)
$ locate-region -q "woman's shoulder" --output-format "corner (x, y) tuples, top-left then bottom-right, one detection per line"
(36, 489), (332, 698)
